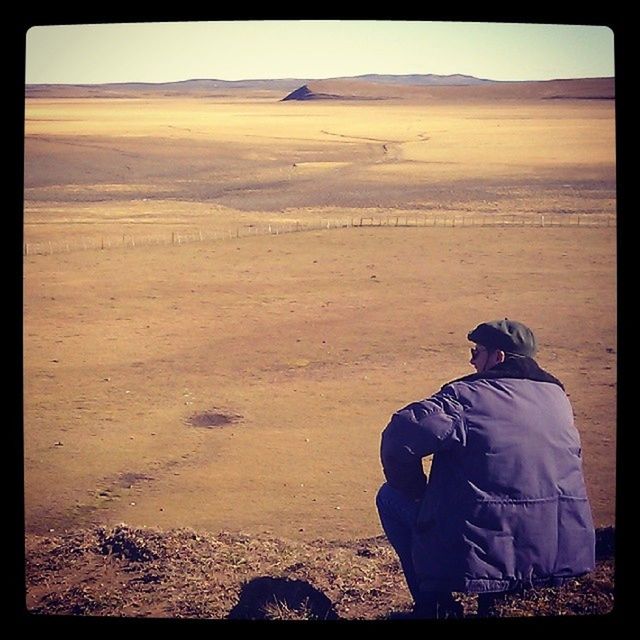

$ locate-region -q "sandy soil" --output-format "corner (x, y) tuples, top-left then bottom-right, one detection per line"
(23, 93), (617, 544)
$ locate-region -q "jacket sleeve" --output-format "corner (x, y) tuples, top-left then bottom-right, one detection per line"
(380, 388), (466, 499)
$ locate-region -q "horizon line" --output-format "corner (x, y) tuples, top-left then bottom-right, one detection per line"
(25, 72), (615, 87)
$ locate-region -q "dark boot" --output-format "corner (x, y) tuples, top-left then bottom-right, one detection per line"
(436, 592), (464, 619)
(477, 591), (508, 618)
(413, 592), (463, 619)
(412, 594), (438, 619)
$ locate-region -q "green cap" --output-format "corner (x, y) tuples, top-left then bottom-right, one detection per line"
(467, 319), (537, 357)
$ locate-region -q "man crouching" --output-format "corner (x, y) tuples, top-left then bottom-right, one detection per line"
(377, 319), (595, 618)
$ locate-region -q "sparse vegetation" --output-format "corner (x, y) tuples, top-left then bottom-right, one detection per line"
(25, 525), (615, 620)
(261, 598), (316, 621)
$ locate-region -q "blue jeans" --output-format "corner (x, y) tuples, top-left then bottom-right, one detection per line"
(375, 482), (423, 603)
(377, 483), (507, 618)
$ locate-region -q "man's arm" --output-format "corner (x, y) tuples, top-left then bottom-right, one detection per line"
(380, 390), (466, 499)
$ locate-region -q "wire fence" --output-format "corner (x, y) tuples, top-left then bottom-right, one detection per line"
(23, 212), (616, 257)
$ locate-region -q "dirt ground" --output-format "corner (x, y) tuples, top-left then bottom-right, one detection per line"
(24, 524), (615, 620)
(23, 92), (617, 544)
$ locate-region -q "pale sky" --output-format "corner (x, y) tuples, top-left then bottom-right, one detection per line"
(25, 20), (615, 85)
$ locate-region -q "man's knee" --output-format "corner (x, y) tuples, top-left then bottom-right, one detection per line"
(376, 482), (422, 524)
(375, 482), (391, 512)
(375, 482), (402, 518)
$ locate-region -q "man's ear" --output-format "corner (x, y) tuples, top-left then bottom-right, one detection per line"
(495, 350), (506, 364)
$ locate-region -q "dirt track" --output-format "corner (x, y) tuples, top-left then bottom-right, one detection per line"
(23, 94), (616, 542)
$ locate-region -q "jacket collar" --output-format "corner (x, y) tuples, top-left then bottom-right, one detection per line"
(446, 356), (565, 390)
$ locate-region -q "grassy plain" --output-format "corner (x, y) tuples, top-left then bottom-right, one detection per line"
(23, 91), (616, 543)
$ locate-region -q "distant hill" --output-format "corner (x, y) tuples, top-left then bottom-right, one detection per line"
(25, 74), (615, 101)
(281, 77), (615, 102)
(24, 78), (306, 99)
(348, 73), (494, 85)
(281, 81), (398, 102)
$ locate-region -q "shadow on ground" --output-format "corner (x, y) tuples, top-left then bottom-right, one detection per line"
(227, 576), (340, 620)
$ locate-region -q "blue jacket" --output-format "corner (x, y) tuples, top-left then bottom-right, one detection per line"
(380, 357), (595, 593)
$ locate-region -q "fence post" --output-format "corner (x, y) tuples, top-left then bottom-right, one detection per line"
(541, 215), (545, 227)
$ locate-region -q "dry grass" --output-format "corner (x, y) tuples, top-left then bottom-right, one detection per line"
(24, 524), (615, 621)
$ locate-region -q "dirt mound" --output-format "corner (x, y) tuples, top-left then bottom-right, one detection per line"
(282, 80), (404, 101)
(24, 524), (616, 620)
(282, 81), (392, 101)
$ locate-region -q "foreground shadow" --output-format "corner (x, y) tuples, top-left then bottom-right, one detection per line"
(227, 576), (339, 621)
